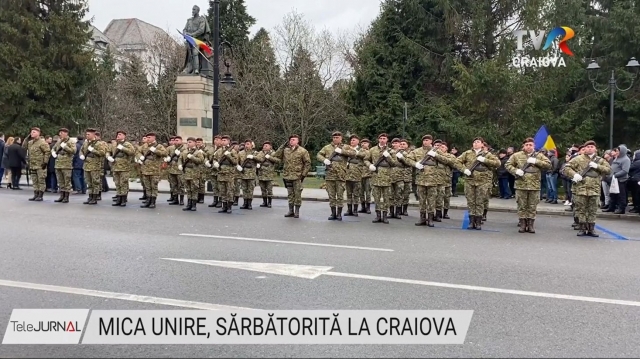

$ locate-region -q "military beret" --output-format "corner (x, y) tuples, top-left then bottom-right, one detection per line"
(584, 140), (596, 147)
(378, 133), (388, 139)
(439, 141), (448, 147)
(391, 138), (400, 143)
(213, 135), (222, 139)
(361, 138), (370, 144)
(578, 144), (585, 150)
(421, 135), (433, 141)
(195, 137), (203, 142)
(433, 139), (442, 145)
(522, 137), (535, 144)
(244, 139), (253, 143)
(473, 137), (484, 143)
(31, 127), (41, 132)
(145, 132), (156, 137)
(221, 135), (230, 140)
(331, 131), (343, 137)
(169, 136), (175, 140)
(187, 137), (196, 142)
(400, 138), (409, 144)
(231, 141), (238, 146)
(58, 128), (69, 134)
(289, 134), (300, 140)
(85, 128), (96, 133)
(262, 141), (271, 146)
(116, 130), (127, 136)
(349, 134), (359, 140)
(95, 132), (101, 137)
(174, 136), (182, 140)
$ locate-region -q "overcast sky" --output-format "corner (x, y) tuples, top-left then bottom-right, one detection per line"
(87, 0), (382, 38)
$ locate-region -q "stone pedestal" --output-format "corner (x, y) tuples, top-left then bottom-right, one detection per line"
(175, 75), (213, 143)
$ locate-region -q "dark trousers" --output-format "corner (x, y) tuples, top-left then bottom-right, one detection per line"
(611, 181), (628, 212)
(451, 171), (460, 194)
(0, 168), (4, 185)
(628, 181), (640, 209)
(563, 179), (572, 201)
(10, 167), (21, 188)
(72, 169), (86, 193)
(508, 174), (515, 195)
(102, 175), (108, 192)
(498, 177), (511, 198)
(46, 171), (57, 190)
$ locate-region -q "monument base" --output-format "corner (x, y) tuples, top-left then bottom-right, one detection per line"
(175, 75), (213, 143)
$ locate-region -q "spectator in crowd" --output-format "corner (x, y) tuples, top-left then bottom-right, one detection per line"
(545, 149), (559, 204)
(450, 146), (460, 196)
(0, 132), (5, 188)
(629, 149), (640, 214)
(600, 150), (613, 208)
(496, 149), (511, 199)
(46, 135), (58, 193)
(605, 145), (630, 214)
(539, 150), (548, 200)
(560, 151), (572, 205)
(2, 136), (12, 187)
(72, 135), (86, 194)
(506, 146), (515, 197)
(5, 136), (26, 189)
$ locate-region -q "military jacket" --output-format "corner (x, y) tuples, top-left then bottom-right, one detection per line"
(136, 141), (168, 176)
(238, 149), (265, 180)
(165, 144), (186, 175)
(80, 140), (107, 171)
(407, 146), (456, 186)
(23, 137), (50, 170)
(212, 146), (239, 182)
(345, 146), (366, 182)
(364, 145), (398, 187)
(178, 147), (205, 181)
(272, 145), (311, 181)
(458, 149), (500, 186)
(564, 153), (612, 196)
(257, 149), (280, 181)
(52, 137), (77, 170)
(505, 151), (551, 191)
(317, 143), (356, 181)
(109, 140), (135, 172)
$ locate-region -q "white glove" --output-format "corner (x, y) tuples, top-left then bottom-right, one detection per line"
(187, 154), (193, 159)
(51, 151), (58, 159)
(527, 157), (537, 164)
(464, 169), (472, 176)
(136, 160), (141, 165)
(414, 163), (424, 170)
(383, 151), (390, 157)
(60, 142), (66, 149)
(477, 156), (486, 163)
(236, 165), (243, 171)
(572, 174), (583, 182)
(88, 146), (94, 152)
(205, 160), (211, 168)
(139, 155), (145, 161)
(257, 164), (261, 169)
(213, 161), (220, 169)
(164, 156), (171, 162)
(334, 148), (342, 154)
(427, 150), (437, 157)
(589, 161), (598, 169)
(107, 156), (114, 163)
(515, 169), (524, 177)
(247, 154), (254, 159)
(396, 152), (404, 159)
(265, 154), (270, 159)
(117, 144), (124, 150)
(178, 165), (183, 171)
(369, 164), (376, 171)
(323, 159), (331, 165)
(175, 149), (180, 156)
(148, 146), (155, 152)
(224, 151), (230, 156)
(79, 155), (85, 160)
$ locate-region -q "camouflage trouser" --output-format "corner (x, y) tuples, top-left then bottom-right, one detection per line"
(436, 185), (445, 211)
(516, 189), (538, 219)
(55, 169), (72, 192)
(284, 179), (303, 206)
(141, 175), (160, 197)
(465, 182), (491, 216)
(259, 180), (273, 197)
(326, 180), (346, 207)
(391, 181), (404, 207)
(360, 177), (372, 203)
(198, 172), (206, 195)
(573, 194), (598, 224)
(417, 185), (437, 214)
(345, 180), (361, 205)
(211, 175), (219, 196)
(483, 184), (491, 209)
(85, 170), (101, 195)
(167, 173), (184, 195)
(234, 178), (242, 196)
(403, 181), (412, 205)
(241, 179), (256, 199)
(30, 167), (47, 192)
(112, 171), (130, 195)
(444, 186), (451, 209)
(185, 178), (200, 200)
(372, 185), (392, 211)
(218, 179), (235, 202)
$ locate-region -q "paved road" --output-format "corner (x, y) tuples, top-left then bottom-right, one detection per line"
(1, 189), (640, 357)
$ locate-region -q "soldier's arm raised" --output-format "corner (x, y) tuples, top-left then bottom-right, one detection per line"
(63, 140), (76, 154)
(363, 150), (373, 167)
(272, 146), (285, 160)
(535, 153), (552, 171)
(341, 145), (356, 158)
(563, 157), (579, 178)
(155, 144), (169, 157)
(484, 152), (501, 169)
(316, 146), (329, 162)
(93, 142), (107, 157)
(228, 150), (239, 165)
(192, 151), (205, 164)
(255, 151), (265, 163)
(597, 157), (612, 175)
(267, 151), (280, 164)
(123, 143), (136, 156)
(504, 154), (517, 175)
(177, 153), (184, 167)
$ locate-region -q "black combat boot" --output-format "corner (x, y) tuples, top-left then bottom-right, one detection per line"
(191, 200), (197, 211)
(113, 194), (119, 200)
(571, 216), (579, 229)
(527, 219), (536, 233)
(267, 197), (272, 208)
(358, 202), (367, 213)
(54, 191), (65, 203)
(139, 191), (147, 201)
(218, 202), (228, 213)
(96, 193), (101, 201)
(62, 192), (70, 203)
(352, 204), (359, 217)
(294, 205), (300, 218)
(344, 204), (354, 216)
(482, 209), (487, 222)
(388, 206), (396, 219)
(34, 191), (44, 201)
(336, 207), (343, 221)
(427, 213), (435, 227)
(415, 212), (427, 226)
(140, 196), (152, 208)
(83, 194), (93, 205)
(434, 210), (442, 222)
(233, 196), (239, 206)
(328, 206), (337, 220)
(395, 206), (403, 219)
(183, 199), (193, 211)
(587, 223), (599, 237)
(577, 223), (588, 236)
(382, 211), (389, 224)
(443, 209), (450, 219)
(208, 196), (217, 207)
(518, 218), (526, 233)
(167, 194), (175, 202)
(148, 197), (156, 209)
(401, 204), (409, 216)
(469, 215), (477, 229)
(240, 199), (249, 209)
(260, 197), (268, 207)
(475, 216), (482, 230)
(168, 195), (180, 205)
(87, 194), (98, 205)
(366, 203), (371, 214)
(112, 195), (123, 206)
(215, 198), (222, 208)
(198, 193), (205, 204)
(120, 194), (127, 207)
(372, 210), (382, 223)
(29, 191), (38, 201)
(247, 199), (253, 210)
(213, 196), (220, 207)
(179, 195), (184, 205)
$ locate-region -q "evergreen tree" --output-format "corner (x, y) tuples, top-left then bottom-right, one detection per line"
(0, 0), (95, 135)
(207, 0), (256, 50)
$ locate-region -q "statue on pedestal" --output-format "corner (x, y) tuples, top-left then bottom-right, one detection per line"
(181, 5), (213, 78)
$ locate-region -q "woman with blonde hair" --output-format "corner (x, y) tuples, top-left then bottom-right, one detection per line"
(2, 136), (14, 188)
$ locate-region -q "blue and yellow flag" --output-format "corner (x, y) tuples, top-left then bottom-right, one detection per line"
(533, 125), (557, 151)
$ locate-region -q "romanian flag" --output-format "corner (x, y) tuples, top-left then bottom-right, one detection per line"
(533, 125), (557, 151)
(183, 34), (213, 57)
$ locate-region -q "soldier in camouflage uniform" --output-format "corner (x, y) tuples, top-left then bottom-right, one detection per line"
(398, 139), (413, 216)
(257, 141), (280, 208)
(233, 142), (243, 206)
(387, 138), (405, 219)
(94, 132), (109, 200)
(457, 137), (501, 230)
(207, 135), (222, 208)
(108, 130), (136, 207)
(164, 136), (185, 206)
(364, 133), (398, 224)
(237, 139), (264, 210)
(345, 135), (365, 217)
(51, 128), (76, 203)
(137, 136), (149, 201)
(179, 137), (205, 211)
(481, 141), (493, 222)
(23, 127), (51, 201)
(563, 140), (612, 237)
(79, 128), (107, 205)
(135, 133), (168, 208)
(505, 137), (552, 233)
(212, 135), (239, 213)
(437, 142), (457, 219)
(195, 138), (207, 203)
(317, 131), (356, 220)
(272, 134), (311, 218)
(357, 139), (372, 214)
(164, 137), (176, 200)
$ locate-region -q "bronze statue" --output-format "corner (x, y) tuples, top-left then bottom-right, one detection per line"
(182, 5), (213, 77)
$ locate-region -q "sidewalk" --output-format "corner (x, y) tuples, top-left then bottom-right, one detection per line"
(14, 177), (640, 221)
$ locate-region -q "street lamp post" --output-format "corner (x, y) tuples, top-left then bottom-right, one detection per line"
(586, 57), (640, 149)
(211, 0), (236, 138)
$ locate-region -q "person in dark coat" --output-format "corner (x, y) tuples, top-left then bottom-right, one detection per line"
(0, 132), (5, 188)
(6, 137), (27, 189)
(628, 149), (640, 214)
(46, 136), (58, 193)
(72, 136), (86, 194)
(496, 149), (512, 199)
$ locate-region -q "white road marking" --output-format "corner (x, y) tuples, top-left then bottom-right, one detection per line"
(0, 279), (257, 310)
(163, 258), (333, 279)
(179, 233), (394, 252)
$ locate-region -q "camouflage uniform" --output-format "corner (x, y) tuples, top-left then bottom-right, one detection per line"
(272, 143), (311, 218)
(458, 149), (500, 229)
(237, 148), (265, 209)
(400, 149), (413, 215)
(24, 136), (51, 200)
(165, 144), (185, 205)
(564, 153), (612, 236)
(358, 148), (372, 213)
(136, 141), (168, 208)
(345, 145), (366, 216)
(257, 149), (280, 208)
(109, 139), (136, 206)
(317, 142), (356, 219)
(364, 145), (398, 223)
(179, 147), (205, 211)
(388, 147), (405, 219)
(51, 137), (76, 202)
(205, 146), (221, 208)
(505, 150), (552, 233)
(196, 144), (207, 203)
(80, 139), (107, 204)
(393, 148), (413, 217)
(212, 145), (239, 213)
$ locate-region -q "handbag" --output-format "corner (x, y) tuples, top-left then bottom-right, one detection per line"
(610, 176), (620, 194)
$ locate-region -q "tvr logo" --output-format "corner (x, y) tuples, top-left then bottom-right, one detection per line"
(514, 27), (575, 56)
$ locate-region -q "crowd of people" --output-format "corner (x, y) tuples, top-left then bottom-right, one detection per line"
(1, 128), (638, 236)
